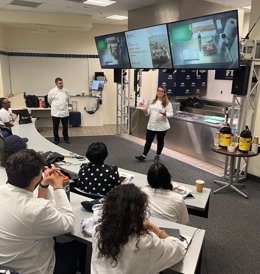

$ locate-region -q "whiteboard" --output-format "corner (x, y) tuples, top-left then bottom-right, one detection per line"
(9, 56), (101, 96)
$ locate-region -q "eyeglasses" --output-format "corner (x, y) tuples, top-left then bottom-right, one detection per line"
(157, 89), (164, 92)
(2, 101), (11, 104)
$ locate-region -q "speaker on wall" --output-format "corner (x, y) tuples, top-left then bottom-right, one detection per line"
(231, 66), (250, 96)
(114, 69), (122, 84)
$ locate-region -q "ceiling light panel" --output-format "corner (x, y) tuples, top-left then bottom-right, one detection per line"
(83, 0), (116, 7)
(106, 15), (128, 20)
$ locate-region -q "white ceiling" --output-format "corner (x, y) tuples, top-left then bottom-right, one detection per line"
(0, 0), (251, 26)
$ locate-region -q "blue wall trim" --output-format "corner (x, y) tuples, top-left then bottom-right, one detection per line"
(0, 50), (98, 58)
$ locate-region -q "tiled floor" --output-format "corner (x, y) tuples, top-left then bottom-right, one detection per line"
(40, 125), (224, 177)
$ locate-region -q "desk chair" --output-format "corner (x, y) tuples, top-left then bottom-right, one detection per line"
(71, 186), (104, 199)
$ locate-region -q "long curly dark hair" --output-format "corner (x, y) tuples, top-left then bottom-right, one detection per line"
(96, 184), (149, 267)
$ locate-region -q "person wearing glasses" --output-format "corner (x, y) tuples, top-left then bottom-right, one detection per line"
(135, 86), (173, 162)
(0, 97), (17, 138)
(48, 77), (70, 145)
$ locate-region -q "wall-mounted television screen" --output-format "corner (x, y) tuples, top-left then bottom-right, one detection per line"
(167, 10), (240, 70)
(125, 24), (172, 69)
(95, 32), (131, 69)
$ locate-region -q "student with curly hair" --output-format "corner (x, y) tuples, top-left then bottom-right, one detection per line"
(91, 184), (186, 274)
(142, 163), (189, 224)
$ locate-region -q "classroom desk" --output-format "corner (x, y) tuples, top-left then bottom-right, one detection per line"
(0, 168), (205, 274)
(11, 119), (211, 217)
(211, 145), (259, 198)
(0, 120), (206, 274)
(69, 192), (205, 274)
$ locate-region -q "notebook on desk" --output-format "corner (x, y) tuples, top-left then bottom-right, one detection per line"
(160, 227), (192, 250)
(160, 227), (180, 238)
(119, 172), (135, 184)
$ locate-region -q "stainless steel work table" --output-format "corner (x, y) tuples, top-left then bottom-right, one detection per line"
(130, 107), (226, 167)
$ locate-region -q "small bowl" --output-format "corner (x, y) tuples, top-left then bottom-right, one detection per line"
(227, 146), (235, 153)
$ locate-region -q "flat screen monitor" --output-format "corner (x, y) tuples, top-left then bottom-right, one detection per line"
(95, 32), (131, 69)
(91, 80), (104, 91)
(167, 10), (240, 70)
(125, 24), (172, 69)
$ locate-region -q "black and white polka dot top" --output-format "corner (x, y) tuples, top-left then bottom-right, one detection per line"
(77, 162), (120, 196)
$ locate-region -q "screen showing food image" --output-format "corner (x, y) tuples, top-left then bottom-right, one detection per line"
(125, 24), (172, 69)
(95, 32), (131, 69)
(167, 10), (240, 69)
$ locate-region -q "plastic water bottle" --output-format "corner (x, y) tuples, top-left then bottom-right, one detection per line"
(39, 99), (43, 108)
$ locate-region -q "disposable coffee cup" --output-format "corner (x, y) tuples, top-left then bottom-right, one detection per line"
(196, 180), (205, 193)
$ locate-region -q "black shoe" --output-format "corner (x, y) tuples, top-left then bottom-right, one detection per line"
(135, 155), (146, 161)
(154, 155), (160, 162)
(54, 140), (59, 145)
(64, 139), (71, 144)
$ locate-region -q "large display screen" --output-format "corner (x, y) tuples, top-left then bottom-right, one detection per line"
(125, 24), (172, 69)
(167, 10), (240, 69)
(95, 32), (131, 69)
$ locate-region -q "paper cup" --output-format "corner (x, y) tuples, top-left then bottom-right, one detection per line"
(196, 180), (205, 193)
(227, 145), (235, 153)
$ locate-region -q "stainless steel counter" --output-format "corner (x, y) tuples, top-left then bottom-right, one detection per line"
(130, 107), (225, 168)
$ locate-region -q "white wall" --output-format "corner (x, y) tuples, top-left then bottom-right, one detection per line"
(204, 71), (233, 102)
(0, 23), (126, 125)
(9, 56), (90, 96)
(0, 55), (11, 97)
(0, 26), (4, 50)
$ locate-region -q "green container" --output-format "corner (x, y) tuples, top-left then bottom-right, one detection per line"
(62, 175), (70, 201)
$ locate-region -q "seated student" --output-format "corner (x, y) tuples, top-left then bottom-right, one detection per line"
(91, 184), (186, 274)
(142, 163), (189, 225)
(77, 142), (120, 196)
(0, 149), (74, 274)
(0, 97), (17, 138)
(0, 135), (28, 167)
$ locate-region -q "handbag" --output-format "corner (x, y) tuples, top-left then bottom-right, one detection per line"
(81, 198), (103, 212)
(43, 151), (64, 164)
(18, 109), (32, 124)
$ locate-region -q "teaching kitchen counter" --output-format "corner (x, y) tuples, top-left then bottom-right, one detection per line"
(130, 107), (225, 168)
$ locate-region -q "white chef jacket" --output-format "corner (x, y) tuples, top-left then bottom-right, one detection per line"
(0, 108), (13, 126)
(91, 230), (186, 274)
(146, 100), (173, 131)
(0, 184), (74, 274)
(142, 186), (189, 225)
(48, 87), (70, 118)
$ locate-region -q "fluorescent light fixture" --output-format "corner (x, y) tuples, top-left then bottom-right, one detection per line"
(83, 0), (116, 7)
(106, 15), (128, 20)
(243, 6), (251, 9)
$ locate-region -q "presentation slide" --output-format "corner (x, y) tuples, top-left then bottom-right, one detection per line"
(125, 25), (172, 69)
(95, 32), (131, 69)
(168, 10), (239, 69)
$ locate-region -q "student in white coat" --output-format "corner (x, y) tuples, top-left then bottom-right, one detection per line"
(0, 149), (74, 274)
(142, 163), (189, 225)
(91, 184), (186, 274)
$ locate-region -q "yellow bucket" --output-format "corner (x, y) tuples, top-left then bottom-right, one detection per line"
(239, 137), (251, 152)
(219, 133), (232, 147)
